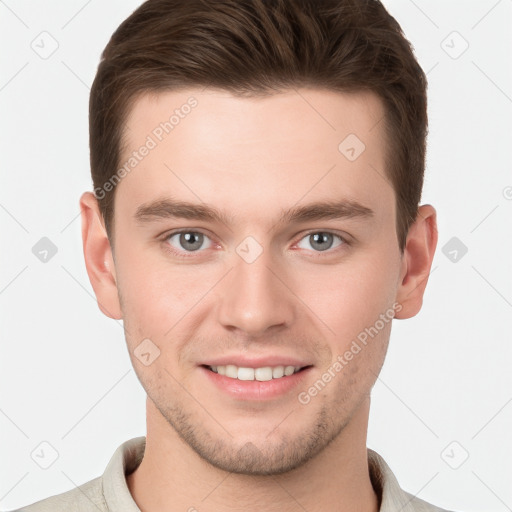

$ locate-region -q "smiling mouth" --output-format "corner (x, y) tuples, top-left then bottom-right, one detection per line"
(202, 364), (312, 381)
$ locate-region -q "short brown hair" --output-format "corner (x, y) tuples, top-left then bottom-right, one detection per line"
(89, 0), (428, 251)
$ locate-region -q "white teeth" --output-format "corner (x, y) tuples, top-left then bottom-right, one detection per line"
(255, 367), (272, 381)
(208, 364), (303, 381)
(225, 365), (238, 378)
(272, 366), (284, 378)
(284, 366), (295, 376)
(238, 367), (254, 380)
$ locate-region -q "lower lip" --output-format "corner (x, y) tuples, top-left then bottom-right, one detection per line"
(200, 366), (313, 401)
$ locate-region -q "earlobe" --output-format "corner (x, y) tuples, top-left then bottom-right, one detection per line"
(79, 191), (122, 320)
(394, 204), (438, 319)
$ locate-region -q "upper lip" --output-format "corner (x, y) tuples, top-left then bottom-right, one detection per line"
(201, 356), (312, 368)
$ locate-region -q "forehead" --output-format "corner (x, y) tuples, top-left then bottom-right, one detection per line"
(115, 87), (393, 226)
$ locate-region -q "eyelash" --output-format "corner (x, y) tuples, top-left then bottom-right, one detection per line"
(161, 229), (350, 260)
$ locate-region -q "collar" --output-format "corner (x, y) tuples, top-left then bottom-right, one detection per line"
(102, 437), (419, 512)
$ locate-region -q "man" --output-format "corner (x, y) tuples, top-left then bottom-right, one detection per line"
(12, 0), (449, 510)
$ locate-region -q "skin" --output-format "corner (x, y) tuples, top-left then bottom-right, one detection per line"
(80, 87), (437, 512)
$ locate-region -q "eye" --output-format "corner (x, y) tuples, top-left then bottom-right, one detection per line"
(162, 229), (348, 259)
(165, 230), (213, 254)
(296, 231), (346, 253)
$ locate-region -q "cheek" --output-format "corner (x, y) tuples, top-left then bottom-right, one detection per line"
(115, 242), (220, 345)
(115, 242), (174, 332)
(296, 254), (399, 334)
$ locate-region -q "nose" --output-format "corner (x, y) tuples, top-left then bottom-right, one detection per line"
(216, 246), (295, 338)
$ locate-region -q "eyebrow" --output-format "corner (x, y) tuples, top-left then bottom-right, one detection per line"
(134, 197), (374, 227)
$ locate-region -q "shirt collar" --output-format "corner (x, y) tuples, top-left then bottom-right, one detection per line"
(368, 448), (420, 512)
(102, 437), (416, 512)
(102, 436), (145, 512)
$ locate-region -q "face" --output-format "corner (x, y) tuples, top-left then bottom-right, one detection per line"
(100, 88), (407, 475)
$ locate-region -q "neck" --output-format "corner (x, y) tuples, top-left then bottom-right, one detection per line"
(127, 397), (379, 512)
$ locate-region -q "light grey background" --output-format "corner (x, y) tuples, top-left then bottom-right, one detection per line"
(1, 1), (511, 511)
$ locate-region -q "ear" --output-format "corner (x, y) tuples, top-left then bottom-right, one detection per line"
(79, 191), (122, 320)
(395, 204), (438, 319)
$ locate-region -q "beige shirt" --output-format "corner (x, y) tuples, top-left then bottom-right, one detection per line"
(12, 436), (452, 512)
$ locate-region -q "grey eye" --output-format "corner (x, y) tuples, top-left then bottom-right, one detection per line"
(297, 232), (344, 252)
(168, 232), (210, 252)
